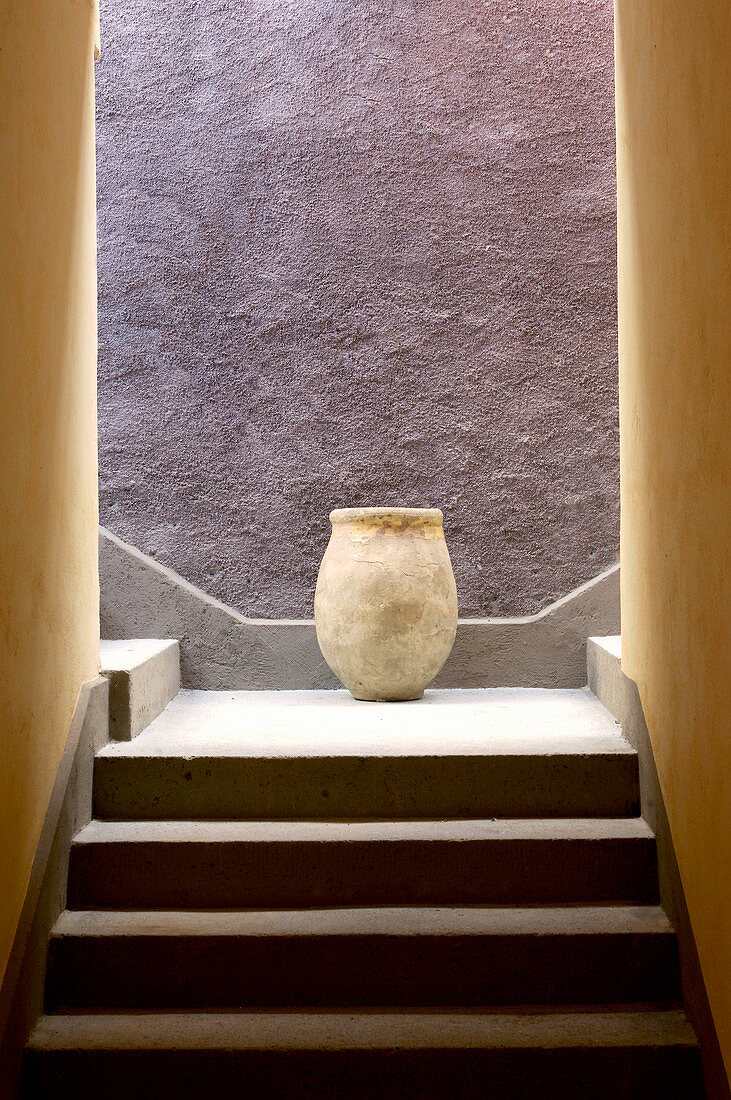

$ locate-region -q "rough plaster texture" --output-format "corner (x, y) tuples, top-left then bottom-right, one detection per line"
(99, 527), (620, 690)
(96, 0), (618, 619)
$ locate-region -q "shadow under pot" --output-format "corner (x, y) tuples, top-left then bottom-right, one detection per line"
(314, 507), (458, 701)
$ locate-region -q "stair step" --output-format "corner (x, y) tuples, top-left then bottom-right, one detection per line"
(93, 688), (638, 820)
(94, 752), (639, 821)
(46, 905), (679, 1010)
(68, 818), (659, 909)
(22, 1009), (702, 1099)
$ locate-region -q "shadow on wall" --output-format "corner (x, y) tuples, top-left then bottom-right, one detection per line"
(96, 0), (618, 619)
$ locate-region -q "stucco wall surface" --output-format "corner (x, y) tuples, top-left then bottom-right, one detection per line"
(96, 0), (618, 618)
(616, 0), (731, 1079)
(0, 0), (100, 987)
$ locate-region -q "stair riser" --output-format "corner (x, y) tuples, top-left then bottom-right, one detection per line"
(46, 932), (680, 1010)
(20, 1046), (704, 1100)
(68, 837), (659, 908)
(93, 755), (640, 820)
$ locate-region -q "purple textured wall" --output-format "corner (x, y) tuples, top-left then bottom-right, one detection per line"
(97, 0), (618, 619)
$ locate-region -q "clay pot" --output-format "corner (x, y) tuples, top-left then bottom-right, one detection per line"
(314, 507), (458, 701)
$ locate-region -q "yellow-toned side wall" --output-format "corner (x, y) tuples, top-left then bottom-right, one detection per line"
(615, 1), (731, 1077)
(0, 0), (100, 985)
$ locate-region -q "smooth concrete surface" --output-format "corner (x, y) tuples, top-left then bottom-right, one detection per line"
(588, 636), (626, 734)
(588, 637), (660, 824)
(22, 1010), (702, 1099)
(100, 526), (621, 689)
(616, 2), (731, 1081)
(96, 0), (619, 622)
(0, 0), (100, 1001)
(46, 905), (679, 1010)
(98, 686), (630, 757)
(25, 1007), (699, 1050)
(589, 636), (730, 1100)
(68, 817), (658, 909)
(71, 816), (656, 844)
(100, 639), (180, 741)
(51, 903), (672, 938)
(93, 686), (638, 820)
(0, 678), (109, 1098)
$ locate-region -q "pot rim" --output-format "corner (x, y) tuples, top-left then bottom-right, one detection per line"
(330, 507), (444, 525)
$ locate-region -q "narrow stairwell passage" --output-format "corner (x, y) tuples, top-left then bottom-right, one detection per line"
(22, 687), (704, 1098)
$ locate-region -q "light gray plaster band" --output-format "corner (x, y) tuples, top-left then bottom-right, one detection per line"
(99, 527), (619, 691)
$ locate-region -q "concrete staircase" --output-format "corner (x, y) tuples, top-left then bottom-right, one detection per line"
(22, 655), (704, 1097)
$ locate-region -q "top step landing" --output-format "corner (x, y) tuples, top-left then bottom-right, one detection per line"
(99, 687), (631, 758)
(93, 688), (639, 821)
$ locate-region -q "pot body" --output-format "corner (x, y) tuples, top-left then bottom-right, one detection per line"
(314, 507), (458, 701)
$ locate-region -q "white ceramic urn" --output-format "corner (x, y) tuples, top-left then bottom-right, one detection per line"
(314, 507), (458, 701)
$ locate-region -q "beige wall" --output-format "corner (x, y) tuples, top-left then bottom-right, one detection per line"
(615, 0), (731, 1078)
(0, 0), (100, 985)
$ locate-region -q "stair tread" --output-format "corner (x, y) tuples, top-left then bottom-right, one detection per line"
(52, 905), (672, 938)
(96, 687), (633, 759)
(27, 1009), (697, 1051)
(73, 817), (654, 844)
